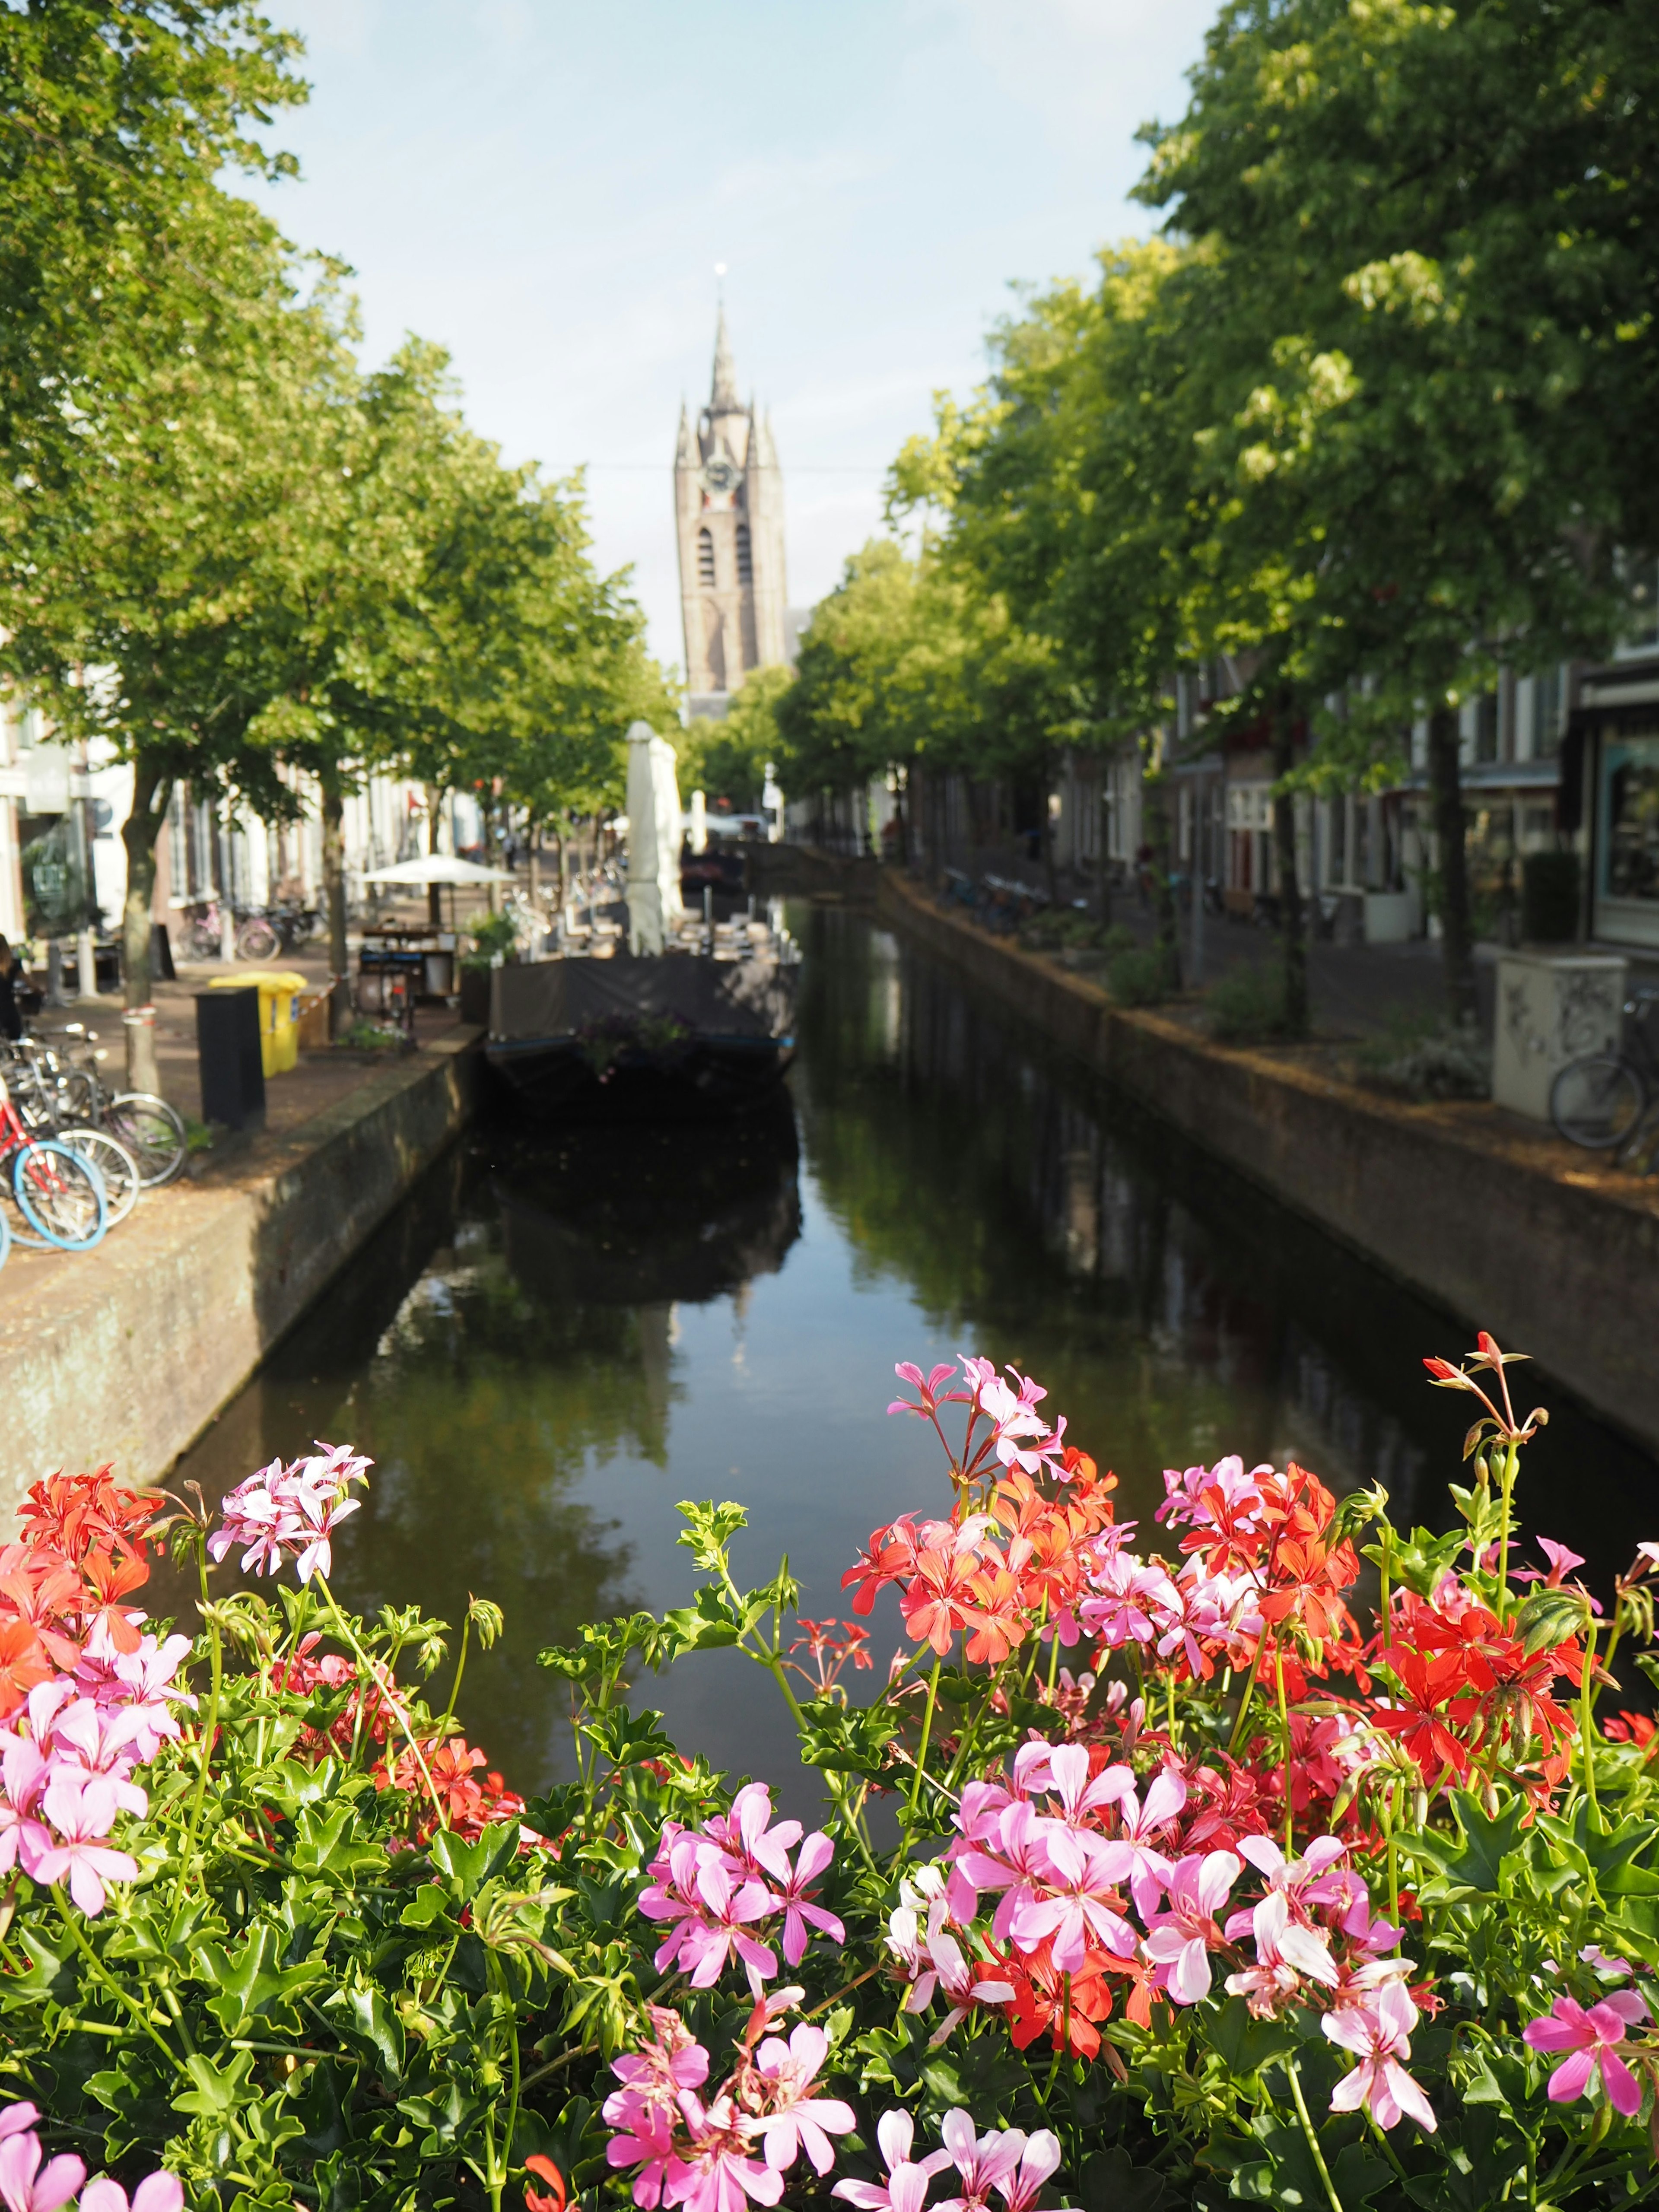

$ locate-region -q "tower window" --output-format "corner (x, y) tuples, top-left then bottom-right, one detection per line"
(735, 524), (753, 585)
(696, 527), (715, 586)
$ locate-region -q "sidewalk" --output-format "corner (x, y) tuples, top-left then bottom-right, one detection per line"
(5, 950), (474, 1305)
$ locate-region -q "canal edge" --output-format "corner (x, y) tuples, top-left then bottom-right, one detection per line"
(2, 1029), (483, 1512)
(873, 868), (1659, 1455)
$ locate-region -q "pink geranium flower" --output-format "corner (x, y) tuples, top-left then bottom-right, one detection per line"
(29, 1775), (137, 1917)
(1142, 1850), (1242, 2005)
(750, 2023), (856, 2174)
(774, 1831), (845, 1966)
(833, 2110), (953, 2212)
(996, 2131), (1059, 2212)
(1323, 1981), (1437, 2132)
(0, 2127), (84, 2212)
(1524, 1993), (1646, 2118)
(81, 2176), (184, 2212)
(933, 2110), (1026, 2212)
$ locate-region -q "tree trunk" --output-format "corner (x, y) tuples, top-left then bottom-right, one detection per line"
(1428, 703), (1478, 1025)
(1142, 744), (1182, 994)
(321, 764), (349, 1036)
(1271, 694), (1309, 1038)
(119, 758), (171, 1092)
(426, 784), (443, 927)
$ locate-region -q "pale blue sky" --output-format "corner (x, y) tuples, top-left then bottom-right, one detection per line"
(251, 0), (1217, 675)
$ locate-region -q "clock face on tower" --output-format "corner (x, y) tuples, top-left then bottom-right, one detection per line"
(701, 454), (743, 498)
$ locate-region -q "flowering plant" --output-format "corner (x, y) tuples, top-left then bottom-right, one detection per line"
(5, 1336), (1659, 2212)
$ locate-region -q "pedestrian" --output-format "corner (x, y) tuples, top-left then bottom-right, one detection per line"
(0, 935), (22, 1042)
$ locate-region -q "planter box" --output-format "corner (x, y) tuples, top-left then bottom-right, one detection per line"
(1363, 890), (1417, 944)
(1492, 950), (1627, 1120)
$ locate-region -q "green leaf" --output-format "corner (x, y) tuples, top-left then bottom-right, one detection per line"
(797, 1696), (901, 1777)
(171, 2049), (256, 2119)
(674, 1499), (749, 1569)
(196, 1921), (329, 2033)
(429, 1821), (520, 1900)
(1210, 1994), (1299, 2077)
(1406, 1791), (1529, 1899)
(289, 1800), (388, 1881)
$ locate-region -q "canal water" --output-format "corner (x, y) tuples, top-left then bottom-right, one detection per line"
(167, 905), (1659, 1809)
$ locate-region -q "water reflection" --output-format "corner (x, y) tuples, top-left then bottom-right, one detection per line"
(165, 904), (1659, 1807)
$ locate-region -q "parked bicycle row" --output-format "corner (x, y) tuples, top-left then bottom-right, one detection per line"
(0, 1024), (187, 1271)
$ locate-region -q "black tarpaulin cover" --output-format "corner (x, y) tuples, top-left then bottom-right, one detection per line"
(489, 955), (795, 1041)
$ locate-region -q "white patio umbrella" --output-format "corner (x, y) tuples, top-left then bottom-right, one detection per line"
(359, 855), (515, 885)
(624, 721), (685, 954)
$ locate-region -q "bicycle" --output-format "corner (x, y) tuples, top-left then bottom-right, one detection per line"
(5, 1028), (188, 1187)
(235, 899), (322, 960)
(0, 1073), (106, 1249)
(1549, 985), (1659, 1152)
(0, 1043), (140, 1227)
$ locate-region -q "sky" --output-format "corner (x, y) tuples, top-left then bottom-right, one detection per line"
(248, 0), (1218, 677)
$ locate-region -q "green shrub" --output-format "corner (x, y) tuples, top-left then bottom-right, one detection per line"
(1357, 1010), (1491, 1099)
(1204, 958), (1297, 1041)
(462, 908), (520, 969)
(1100, 922), (1138, 953)
(1106, 946), (1170, 1005)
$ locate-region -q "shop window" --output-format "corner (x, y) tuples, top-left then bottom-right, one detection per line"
(1618, 553), (1659, 654)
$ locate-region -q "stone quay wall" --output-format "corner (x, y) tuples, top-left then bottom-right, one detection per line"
(3, 1032), (480, 1509)
(874, 867), (1659, 1452)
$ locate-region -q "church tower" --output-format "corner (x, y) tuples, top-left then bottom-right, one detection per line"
(675, 309), (788, 719)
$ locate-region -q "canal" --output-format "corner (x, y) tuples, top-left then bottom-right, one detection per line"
(168, 903), (1659, 1808)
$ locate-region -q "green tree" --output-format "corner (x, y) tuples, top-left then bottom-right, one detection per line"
(678, 664), (793, 816)
(0, 0), (306, 560)
(1136, 0), (1659, 1020)
(1, 196), (358, 1082)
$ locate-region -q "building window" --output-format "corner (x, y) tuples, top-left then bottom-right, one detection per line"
(1475, 692), (1500, 763)
(735, 523), (753, 585)
(697, 528), (715, 586)
(1533, 665), (1563, 756)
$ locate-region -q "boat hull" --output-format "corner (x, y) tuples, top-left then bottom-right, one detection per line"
(483, 953), (796, 1124)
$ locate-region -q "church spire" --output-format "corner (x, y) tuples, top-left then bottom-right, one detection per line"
(710, 306), (740, 413)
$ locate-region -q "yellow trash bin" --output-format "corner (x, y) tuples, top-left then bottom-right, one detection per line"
(208, 971), (307, 1077)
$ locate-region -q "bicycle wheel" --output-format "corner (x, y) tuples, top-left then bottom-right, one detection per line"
(59, 1127), (140, 1227)
(104, 1092), (188, 1188)
(13, 1140), (106, 1250)
(237, 916), (280, 961)
(1550, 1055), (1645, 1148)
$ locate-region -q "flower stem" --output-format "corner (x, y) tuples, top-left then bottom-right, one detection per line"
(907, 1658), (942, 1824)
(1286, 2058), (1345, 2212)
(54, 1890), (184, 2073)
(316, 1574), (447, 1828)
(437, 1611), (472, 1744)
(1274, 1638), (1294, 1853)
(1496, 1440), (1519, 1618)
(1579, 1616), (1603, 1834)
(175, 1542), (223, 1901)
(1227, 1637), (1267, 1757)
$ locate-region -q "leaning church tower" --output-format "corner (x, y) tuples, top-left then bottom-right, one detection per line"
(675, 309), (788, 719)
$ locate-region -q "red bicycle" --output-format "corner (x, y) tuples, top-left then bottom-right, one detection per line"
(0, 1073), (106, 1253)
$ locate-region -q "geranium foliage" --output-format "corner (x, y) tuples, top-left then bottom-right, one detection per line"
(2, 1338), (1658, 2212)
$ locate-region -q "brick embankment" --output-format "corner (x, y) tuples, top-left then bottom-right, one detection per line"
(876, 867), (1659, 1453)
(1, 1029), (480, 1506)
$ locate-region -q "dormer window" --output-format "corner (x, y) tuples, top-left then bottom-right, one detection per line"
(697, 527), (715, 586)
